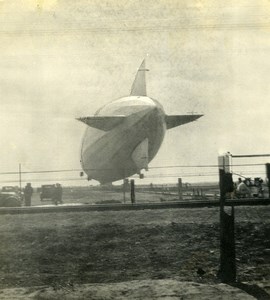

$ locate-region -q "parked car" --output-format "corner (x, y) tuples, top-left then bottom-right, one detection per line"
(0, 187), (21, 207)
(2, 186), (19, 193)
(40, 185), (55, 201)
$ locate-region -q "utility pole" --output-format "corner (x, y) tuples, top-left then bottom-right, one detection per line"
(19, 163), (22, 201)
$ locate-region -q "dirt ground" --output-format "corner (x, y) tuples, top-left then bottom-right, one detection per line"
(0, 280), (260, 299)
(0, 205), (269, 298)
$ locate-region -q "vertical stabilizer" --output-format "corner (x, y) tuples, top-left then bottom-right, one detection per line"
(130, 59), (149, 96)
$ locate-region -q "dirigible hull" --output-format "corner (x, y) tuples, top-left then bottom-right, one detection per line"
(81, 96), (166, 183)
(78, 60), (203, 183)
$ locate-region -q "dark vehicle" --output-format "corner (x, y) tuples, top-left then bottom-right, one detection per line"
(40, 185), (55, 201)
(0, 187), (21, 207)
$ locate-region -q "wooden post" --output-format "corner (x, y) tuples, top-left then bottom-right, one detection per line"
(123, 178), (126, 204)
(130, 179), (135, 204)
(178, 178), (183, 201)
(218, 155), (236, 283)
(265, 163), (270, 198)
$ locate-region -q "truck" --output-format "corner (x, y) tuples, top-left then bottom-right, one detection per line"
(40, 184), (55, 201)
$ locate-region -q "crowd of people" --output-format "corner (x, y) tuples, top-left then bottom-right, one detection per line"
(234, 177), (264, 198)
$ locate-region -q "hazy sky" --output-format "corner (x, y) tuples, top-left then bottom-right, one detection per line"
(0, 0), (270, 185)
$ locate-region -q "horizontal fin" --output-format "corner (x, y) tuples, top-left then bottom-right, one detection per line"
(77, 116), (125, 131)
(166, 114), (203, 130)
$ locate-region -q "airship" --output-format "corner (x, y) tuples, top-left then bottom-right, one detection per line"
(77, 60), (203, 184)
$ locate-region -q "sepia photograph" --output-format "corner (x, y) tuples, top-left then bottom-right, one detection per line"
(0, 0), (270, 298)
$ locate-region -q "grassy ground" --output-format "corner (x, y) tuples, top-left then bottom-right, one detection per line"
(0, 206), (269, 290)
(31, 189), (179, 206)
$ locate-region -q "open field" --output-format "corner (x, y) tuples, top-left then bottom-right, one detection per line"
(0, 205), (269, 297)
(26, 182), (268, 208)
(31, 188), (183, 206)
(27, 184), (221, 207)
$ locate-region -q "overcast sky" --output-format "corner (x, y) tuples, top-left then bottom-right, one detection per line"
(0, 0), (270, 186)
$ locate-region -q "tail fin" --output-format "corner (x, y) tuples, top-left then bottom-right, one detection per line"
(130, 59), (149, 96)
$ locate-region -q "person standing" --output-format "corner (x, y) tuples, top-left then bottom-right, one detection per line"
(54, 183), (63, 205)
(236, 179), (251, 198)
(24, 183), (33, 206)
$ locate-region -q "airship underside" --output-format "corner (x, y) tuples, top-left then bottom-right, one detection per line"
(78, 60), (203, 184)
